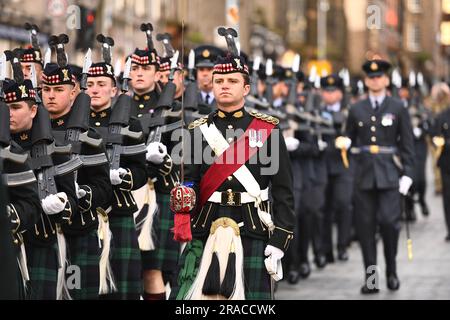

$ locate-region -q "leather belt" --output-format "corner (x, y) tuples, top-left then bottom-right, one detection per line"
(351, 145), (397, 155)
(208, 188), (269, 207)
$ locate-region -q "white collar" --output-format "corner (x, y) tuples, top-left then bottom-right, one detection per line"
(326, 102), (341, 112)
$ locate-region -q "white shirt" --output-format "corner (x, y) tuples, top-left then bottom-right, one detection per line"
(369, 94), (386, 109)
(273, 98), (284, 108)
(200, 91), (214, 104)
(326, 102), (341, 113)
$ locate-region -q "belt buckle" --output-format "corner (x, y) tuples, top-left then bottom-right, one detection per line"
(221, 189), (241, 206)
(369, 145), (380, 154)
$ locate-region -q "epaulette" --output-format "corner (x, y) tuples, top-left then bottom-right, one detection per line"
(188, 116), (208, 130)
(249, 110), (280, 125)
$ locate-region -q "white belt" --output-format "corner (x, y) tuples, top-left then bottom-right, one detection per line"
(208, 188), (269, 205)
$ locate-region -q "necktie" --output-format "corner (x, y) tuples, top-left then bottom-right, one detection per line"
(205, 94), (210, 105)
(374, 100), (380, 112)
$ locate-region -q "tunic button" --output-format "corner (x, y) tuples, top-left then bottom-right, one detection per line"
(228, 125), (233, 129)
(139, 104), (144, 109)
(227, 176), (233, 181)
(138, 114), (143, 118)
(95, 122), (101, 127)
(371, 126), (376, 132)
(358, 122), (364, 127)
(371, 116), (376, 122)
(227, 137), (233, 143)
(371, 136), (377, 143)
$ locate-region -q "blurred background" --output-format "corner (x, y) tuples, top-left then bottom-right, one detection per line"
(1, 0), (450, 82)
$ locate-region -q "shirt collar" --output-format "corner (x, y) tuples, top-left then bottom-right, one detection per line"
(327, 102), (341, 112)
(369, 94), (386, 108)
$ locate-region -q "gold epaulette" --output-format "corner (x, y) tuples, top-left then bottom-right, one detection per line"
(188, 116), (208, 130)
(249, 110), (280, 125)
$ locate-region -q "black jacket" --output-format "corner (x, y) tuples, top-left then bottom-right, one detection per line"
(185, 107), (295, 252)
(346, 96), (415, 190)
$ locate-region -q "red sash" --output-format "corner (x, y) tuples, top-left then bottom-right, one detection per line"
(198, 118), (276, 208)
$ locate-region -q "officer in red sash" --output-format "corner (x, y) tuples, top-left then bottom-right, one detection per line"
(169, 28), (295, 300)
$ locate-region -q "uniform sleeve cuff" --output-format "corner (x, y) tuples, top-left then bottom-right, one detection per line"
(268, 227), (294, 252)
(118, 168), (134, 191)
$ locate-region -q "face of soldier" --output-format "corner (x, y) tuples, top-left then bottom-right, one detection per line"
(130, 64), (159, 94)
(365, 75), (389, 95)
(86, 77), (117, 111)
(42, 84), (76, 119)
(399, 87), (410, 100)
(273, 81), (288, 99)
(197, 67), (213, 92)
(8, 101), (37, 134)
(213, 73), (250, 110)
(173, 70), (185, 98)
(321, 89), (343, 106)
(21, 62), (42, 84)
(158, 70), (171, 85)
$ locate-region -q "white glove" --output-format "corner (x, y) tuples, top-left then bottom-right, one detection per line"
(264, 245), (284, 281)
(110, 168), (127, 186)
(335, 136), (352, 150)
(399, 176), (413, 196)
(75, 183), (87, 199)
(146, 142), (168, 164)
(41, 193), (68, 215)
(413, 127), (423, 138)
(318, 139), (328, 152)
(285, 137), (300, 152)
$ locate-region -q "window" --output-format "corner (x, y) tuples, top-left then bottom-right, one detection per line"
(407, 23), (421, 52)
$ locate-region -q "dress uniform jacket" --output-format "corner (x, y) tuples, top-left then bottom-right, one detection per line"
(185, 107), (295, 251)
(346, 96), (415, 190)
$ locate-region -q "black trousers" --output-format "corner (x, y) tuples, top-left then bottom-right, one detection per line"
(323, 173), (353, 254)
(354, 187), (401, 277)
(441, 170), (450, 236)
(286, 183), (326, 270)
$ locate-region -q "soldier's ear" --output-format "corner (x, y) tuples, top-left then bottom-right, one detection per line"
(30, 104), (38, 119)
(243, 83), (250, 97)
(111, 85), (118, 98)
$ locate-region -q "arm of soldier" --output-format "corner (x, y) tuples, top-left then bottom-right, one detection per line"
(345, 105), (358, 143)
(53, 169), (78, 223)
(7, 181), (40, 234)
(146, 131), (174, 178)
(268, 127), (295, 252)
(398, 105), (416, 178)
(77, 130), (113, 211)
(118, 118), (148, 191)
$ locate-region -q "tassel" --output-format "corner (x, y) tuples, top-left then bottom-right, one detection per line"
(133, 180), (157, 250)
(56, 227), (72, 300)
(174, 213), (192, 242)
(202, 251), (221, 296)
(98, 211), (117, 294)
(220, 242), (236, 299)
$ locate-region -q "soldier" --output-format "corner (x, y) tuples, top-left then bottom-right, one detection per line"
(87, 54), (147, 300)
(0, 176), (21, 299)
(129, 29), (161, 120)
(0, 103), (40, 299)
(285, 76), (328, 283)
(170, 28), (295, 300)
(432, 106), (450, 241)
(345, 59), (415, 294)
(41, 61), (112, 299)
(194, 45), (224, 112)
(320, 74), (353, 263)
(128, 26), (182, 300)
(7, 78), (77, 300)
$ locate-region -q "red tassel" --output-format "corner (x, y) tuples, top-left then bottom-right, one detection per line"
(170, 185), (196, 243)
(173, 213), (192, 242)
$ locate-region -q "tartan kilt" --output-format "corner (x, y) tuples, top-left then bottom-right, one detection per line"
(26, 242), (59, 300)
(170, 236), (271, 300)
(109, 215), (142, 299)
(142, 193), (180, 274)
(66, 230), (101, 300)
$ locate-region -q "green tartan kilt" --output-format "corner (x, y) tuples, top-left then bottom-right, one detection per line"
(142, 193), (180, 274)
(108, 215), (142, 299)
(66, 230), (101, 300)
(170, 236), (271, 300)
(27, 242), (58, 300)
